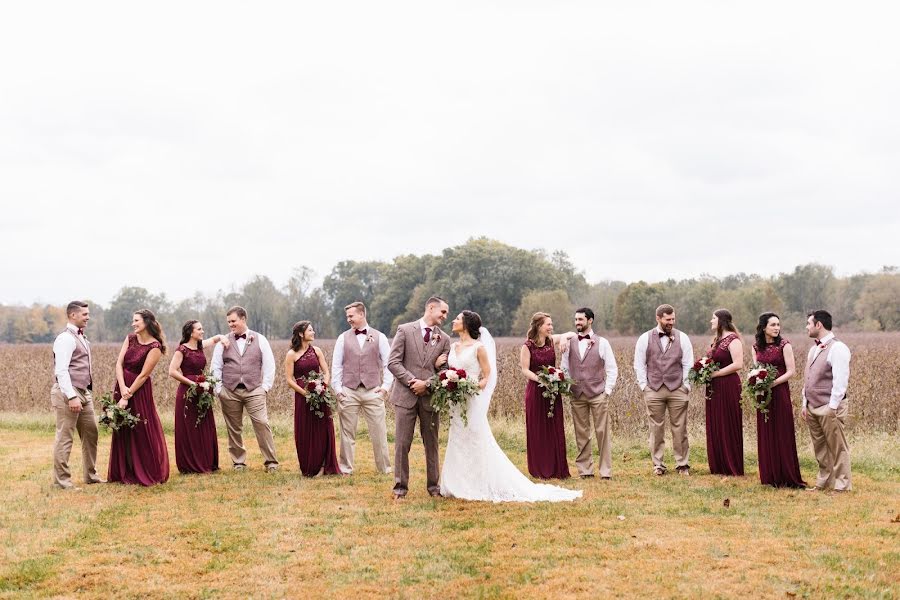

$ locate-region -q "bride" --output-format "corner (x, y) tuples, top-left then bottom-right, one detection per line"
(439, 310), (582, 502)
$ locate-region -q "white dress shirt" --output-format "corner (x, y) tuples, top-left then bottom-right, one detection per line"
(633, 327), (695, 392)
(802, 332), (852, 410)
(331, 323), (394, 391)
(211, 330), (276, 394)
(560, 331), (618, 395)
(52, 323), (89, 400)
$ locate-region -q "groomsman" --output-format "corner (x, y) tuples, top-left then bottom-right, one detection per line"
(801, 310), (852, 492)
(633, 304), (694, 476)
(331, 302), (393, 475)
(211, 306), (279, 472)
(51, 300), (103, 489)
(560, 308), (618, 479)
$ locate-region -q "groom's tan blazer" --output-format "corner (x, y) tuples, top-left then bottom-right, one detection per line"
(387, 322), (451, 411)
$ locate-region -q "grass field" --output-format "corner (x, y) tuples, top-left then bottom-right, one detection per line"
(1, 412), (897, 599)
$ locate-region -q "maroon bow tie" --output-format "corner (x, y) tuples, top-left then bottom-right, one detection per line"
(423, 327), (432, 343)
(658, 331), (671, 338)
(234, 333), (247, 340)
(77, 328), (84, 336)
(578, 334), (591, 341)
(355, 329), (367, 336)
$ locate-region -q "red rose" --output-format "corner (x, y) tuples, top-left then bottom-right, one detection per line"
(693, 361), (702, 371)
(322, 382), (328, 389)
(749, 375), (757, 385)
(447, 381), (458, 391)
(549, 367), (557, 374)
(758, 370), (768, 379)
(558, 372), (566, 381)
(195, 374), (206, 383)
(306, 381), (317, 391)
(457, 369), (467, 379)
(439, 372), (447, 380)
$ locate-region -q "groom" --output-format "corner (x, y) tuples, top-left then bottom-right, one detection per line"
(387, 295), (451, 499)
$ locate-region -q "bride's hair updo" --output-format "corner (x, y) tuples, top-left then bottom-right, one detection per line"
(461, 310), (481, 339)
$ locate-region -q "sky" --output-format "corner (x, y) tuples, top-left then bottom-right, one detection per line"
(1, 1), (898, 307)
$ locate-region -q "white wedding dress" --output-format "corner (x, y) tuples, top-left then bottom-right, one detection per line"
(439, 329), (582, 502)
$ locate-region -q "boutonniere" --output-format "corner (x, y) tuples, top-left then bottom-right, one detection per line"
(365, 334), (374, 344)
(431, 333), (441, 346)
(586, 340), (595, 351)
(247, 336), (254, 346)
(817, 342), (826, 349)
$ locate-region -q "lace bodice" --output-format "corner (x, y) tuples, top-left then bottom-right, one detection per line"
(448, 343), (482, 379)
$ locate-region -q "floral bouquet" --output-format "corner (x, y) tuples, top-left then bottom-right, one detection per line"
(186, 369), (219, 427)
(299, 373), (337, 418)
(742, 363), (777, 421)
(98, 392), (142, 431)
(688, 356), (720, 388)
(536, 366), (574, 418)
(428, 367), (480, 426)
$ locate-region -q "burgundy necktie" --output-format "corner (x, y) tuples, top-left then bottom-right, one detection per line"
(235, 333), (247, 340)
(355, 329), (367, 336)
(423, 327), (432, 343)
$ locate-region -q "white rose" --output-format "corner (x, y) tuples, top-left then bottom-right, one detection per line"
(200, 382), (210, 391)
(447, 371), (460, 382)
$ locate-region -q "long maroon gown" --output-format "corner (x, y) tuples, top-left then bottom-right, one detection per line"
(705, 333), (744, 476)
(109, 334), (170, 486)
(754, 339), (806, 488)
(293, 345), (341, 477)
(524, 340), (570, 479)
(174, 344), (219, 474)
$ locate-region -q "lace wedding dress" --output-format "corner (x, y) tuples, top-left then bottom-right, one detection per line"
(439, 329), (582, 502)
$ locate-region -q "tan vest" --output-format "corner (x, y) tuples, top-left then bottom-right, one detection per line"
(54, 329), (93, 390)
(568, 334), (607, 399)
(221, 331), (264, 392)
(804, 339), (843, 409)
(645, 328), (684, 392)
(341, 328), (384, 390)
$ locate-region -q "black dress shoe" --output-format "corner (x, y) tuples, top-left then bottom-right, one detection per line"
(429, 490), (443, 497)
(580, 474), (595, 479)
(600, 476), (611, 480)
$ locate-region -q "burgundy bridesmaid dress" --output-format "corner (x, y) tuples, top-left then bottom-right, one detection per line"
(754, 339), (806, 488)
(705, 333), (745, 476)
(108, 334), (170, 486)
(523, 340), (570, 479)
(174, 344), (219, 474)
(293, 346), (341, 477)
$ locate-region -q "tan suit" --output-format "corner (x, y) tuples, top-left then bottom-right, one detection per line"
(388, 321), (451, 495)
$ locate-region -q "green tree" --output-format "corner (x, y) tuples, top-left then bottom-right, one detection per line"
(775, 263), (835, 313)
(613, 282), (667, 335)
(224, 276), (289, 339)
(107, 287), (173, 340)
(322, 260), (384, 334)
(512, 289), (574, 337)
(855, 274), (900, 331)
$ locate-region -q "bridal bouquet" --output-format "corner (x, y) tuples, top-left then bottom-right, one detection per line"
(536, 366), (574, 418)
(300, 373), (337, 418)
(98, 392), (143, 431)
(429, 367), (479, 426)
(742, 363), (777, 421)
(688, 356), (720, 388)
(186, 370), (219, 427)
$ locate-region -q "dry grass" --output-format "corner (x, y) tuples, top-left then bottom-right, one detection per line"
(3, 332), (898, 434)
(0, 411), (897, 598)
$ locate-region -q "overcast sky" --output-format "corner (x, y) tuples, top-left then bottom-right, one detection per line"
(1, 2), (897, 306)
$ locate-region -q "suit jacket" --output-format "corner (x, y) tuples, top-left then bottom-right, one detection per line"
(388, 321), (451, 410)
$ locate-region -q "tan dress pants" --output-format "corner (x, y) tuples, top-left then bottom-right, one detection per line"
(571, 393), (612, 477)
(51, 383), (101, 488)
(338, 385), (392, 474)
(806, 402), (852, 491)
(218, 386), (278, 466)
(643, 386), (690, 470)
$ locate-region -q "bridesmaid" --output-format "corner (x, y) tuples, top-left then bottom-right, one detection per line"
(109, 309), (170, 486)
(167, 320), (227, 475)
(705, 309), (745, 476)
(752, 313), (806, 488)
(284, 321), (341, 477)
(518, 312), (571, 479)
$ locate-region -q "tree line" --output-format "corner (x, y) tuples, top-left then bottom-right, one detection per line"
(2, 238), (898, 343)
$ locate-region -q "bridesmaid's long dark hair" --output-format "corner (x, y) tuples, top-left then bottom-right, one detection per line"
(711, 308), (739, 348)
(754, 312), (782, 350)
(291, 321), (312, 352)
(134, 309), (167, 354)
(180, 320), (200, 347)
